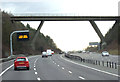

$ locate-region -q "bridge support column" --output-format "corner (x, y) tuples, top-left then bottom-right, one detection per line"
(31, 21), (44, 50)
(89, 20), (106, 49)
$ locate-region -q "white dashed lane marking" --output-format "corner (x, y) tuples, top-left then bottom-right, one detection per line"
(62, 67), (65, 70)
(33, 58), (42, 80)
(68, 71), (72, 74)
(78, 76), (85, 80)
(60, 55), (120, 77)
(35, 72), (38, 75)
(51, 58), (85, 80)
(51, 57), (85, 80)
(37, 78), (41, 81)
(34, 68), (36, 71)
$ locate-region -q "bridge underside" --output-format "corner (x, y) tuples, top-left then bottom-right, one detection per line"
(10, 16), (120, 50)
(11, 16), (119, 21)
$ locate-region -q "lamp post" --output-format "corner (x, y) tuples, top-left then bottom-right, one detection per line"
(10, 30), (29, 56)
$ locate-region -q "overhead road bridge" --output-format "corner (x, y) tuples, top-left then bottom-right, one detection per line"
(10, 15), (120, 50)
(10, 16), (120, 21)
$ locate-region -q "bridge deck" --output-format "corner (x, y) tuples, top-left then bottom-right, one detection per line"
(10, 16), (120, 21)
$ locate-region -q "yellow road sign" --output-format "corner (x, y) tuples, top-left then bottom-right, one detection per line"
(17, 32), (29, 41)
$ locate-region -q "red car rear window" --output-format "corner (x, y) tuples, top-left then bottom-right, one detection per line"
(17, 58), (26, 61)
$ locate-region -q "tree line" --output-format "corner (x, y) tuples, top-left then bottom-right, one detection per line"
(2, 11), (61, 57)
(85, 20), (120, 55)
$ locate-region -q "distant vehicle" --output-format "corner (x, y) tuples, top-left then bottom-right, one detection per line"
(46, 49), (52, 56)
(59, 52), (63, 54)
(42, 51), (48, 58)
(51, 51), (54, 55)
(82, 50), (86, 53)
(102, 51), (109, 56)
(14, 57), (30, 70)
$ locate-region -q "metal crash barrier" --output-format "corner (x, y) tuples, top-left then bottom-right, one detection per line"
(65, 54), (118, 69)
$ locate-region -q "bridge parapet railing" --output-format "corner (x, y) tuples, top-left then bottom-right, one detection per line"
(13, 13), (81, 16)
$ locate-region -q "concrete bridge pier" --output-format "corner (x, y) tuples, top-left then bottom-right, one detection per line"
(89, 20), (106, 49)
(31, 21), (44, 50)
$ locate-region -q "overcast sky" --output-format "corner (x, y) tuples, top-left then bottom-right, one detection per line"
(0, 0), (119, 51)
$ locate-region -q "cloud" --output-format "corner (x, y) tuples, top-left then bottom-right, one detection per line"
(0, 1), (62, 14)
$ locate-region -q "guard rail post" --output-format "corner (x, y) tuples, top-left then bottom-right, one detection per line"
(102, 61), (104, 66)
(96, 60), (97, 65)
(98, 61), (100, 65)
(112, 62), (114, 68)
(109, 62), (111, 68)
(115, 63), (117, 69)
(107, 61), (108, 67)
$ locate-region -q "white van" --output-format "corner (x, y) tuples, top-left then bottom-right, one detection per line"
(42, 51), (48, 58)
(46, 49), (52, 56)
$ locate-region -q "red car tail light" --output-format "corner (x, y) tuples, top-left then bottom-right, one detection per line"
(25, 61), (29, 66)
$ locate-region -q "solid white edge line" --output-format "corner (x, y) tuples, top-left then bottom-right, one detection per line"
(61, 55), (120, 77)
(0, 64), (14, 76)
(79, 76), (85, 80)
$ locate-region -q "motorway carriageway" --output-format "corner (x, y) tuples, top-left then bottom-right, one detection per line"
(0, 54), (119, 81)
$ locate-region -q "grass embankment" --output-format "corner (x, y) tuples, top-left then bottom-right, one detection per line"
(108, 49), (119, 55)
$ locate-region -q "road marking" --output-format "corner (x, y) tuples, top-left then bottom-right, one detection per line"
(0, 56), (39, 77)
(37, 77), (41, 81)
(34, 58), (39, 68)
(61, 55), (120, 77)
(34, 58), (39, 64)
(0, 64), (14, 76)
(29, 55), (40, 59)
(34, 68), (36, 71)
(35, 72), (38, 75)
(68, 71), (72, 74)
(55, 63), (56, 64)
(62, 67), (65, 70)
(58, 65), (60, 67)
(78, 76), (85, 80)
(0, 59), (14, 65)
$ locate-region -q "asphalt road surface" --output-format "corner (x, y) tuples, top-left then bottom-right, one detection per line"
(0, 54), (119, 81)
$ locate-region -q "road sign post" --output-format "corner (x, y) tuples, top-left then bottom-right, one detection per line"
(10, 30), (29, 56)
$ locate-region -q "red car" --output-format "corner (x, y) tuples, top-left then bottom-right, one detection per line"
(14, 57), (30, 70)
